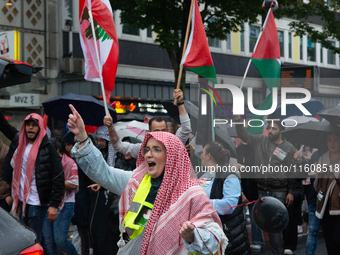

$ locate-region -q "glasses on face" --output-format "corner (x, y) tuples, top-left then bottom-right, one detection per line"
(142, 146), (162, 157)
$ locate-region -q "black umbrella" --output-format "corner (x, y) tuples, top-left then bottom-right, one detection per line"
(0, 57), (43, 88)
(317, 105), (340, 126)
(214, 125), (237, 158)
(274, 98), (324, 119)
(281, 121), (339, 150)
(184, 101), (237, 157)
(42, 93), (117, 126)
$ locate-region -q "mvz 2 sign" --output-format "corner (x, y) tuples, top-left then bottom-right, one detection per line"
(9, 93), (40, 107)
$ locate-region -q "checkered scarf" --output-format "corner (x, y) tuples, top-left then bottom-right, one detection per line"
(119, 132), (224, 254)
(95, 125), (116, 167)
(11, 113), (46, 216)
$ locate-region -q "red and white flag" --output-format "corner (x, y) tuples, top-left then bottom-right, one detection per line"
(79, 0), (119, 103)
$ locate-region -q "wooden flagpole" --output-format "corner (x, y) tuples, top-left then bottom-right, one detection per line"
(87, 0), (109, 116)
(174, 0), (194, 105)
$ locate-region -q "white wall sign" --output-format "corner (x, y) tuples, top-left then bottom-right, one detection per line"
(0, 30), (19, 60)
(9, 93), (40, 107)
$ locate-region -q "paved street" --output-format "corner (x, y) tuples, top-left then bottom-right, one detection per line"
(256, 232), (326, 255)
(247, 220), (327, 255)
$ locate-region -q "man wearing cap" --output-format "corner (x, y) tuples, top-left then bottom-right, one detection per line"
(2, 113), (64, 243)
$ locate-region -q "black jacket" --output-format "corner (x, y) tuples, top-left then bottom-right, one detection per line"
(210, 176), (250, 255)
(2, 133), (64, 208)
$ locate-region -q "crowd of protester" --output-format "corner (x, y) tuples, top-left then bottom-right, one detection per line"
(0, 89), (339, 255)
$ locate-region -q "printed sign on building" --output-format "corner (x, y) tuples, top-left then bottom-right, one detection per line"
(0, 30), (20, 60)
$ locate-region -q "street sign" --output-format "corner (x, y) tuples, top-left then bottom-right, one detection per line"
(9, 93), (40, 107)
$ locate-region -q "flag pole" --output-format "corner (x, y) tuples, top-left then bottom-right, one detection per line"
(174, 0), (194, 105)
(239, 9), (271, 91)
(239, 59), (251, 90)
(88, 0), (109, 116)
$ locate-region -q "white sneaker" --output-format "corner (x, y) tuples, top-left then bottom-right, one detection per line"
(284, 249), (294, 254)
(250, 244), (262, 250)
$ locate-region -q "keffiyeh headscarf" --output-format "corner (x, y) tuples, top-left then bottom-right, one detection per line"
(95, 126), (116, 167)
(11, 113), (46, 216)
(119, 132), (226, 254)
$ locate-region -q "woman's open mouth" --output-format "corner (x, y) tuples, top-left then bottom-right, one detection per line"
(148, 162), (156, 169)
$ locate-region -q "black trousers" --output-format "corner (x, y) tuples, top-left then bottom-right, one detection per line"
(283, 191), (303, 252)
(321, 206), (340, 255)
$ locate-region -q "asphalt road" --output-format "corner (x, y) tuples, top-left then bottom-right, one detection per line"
(252, 231), (327, 255)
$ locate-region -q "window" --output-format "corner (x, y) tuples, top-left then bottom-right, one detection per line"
(208, 37), (220, 48)
(300, 37), (303, 60)
(278, 31), (284, 57)
(249, 26), (260, 53)
(123, 24), (140, 36)
(226, 32), (231, 50)
(307, 38), (316, 62)
(327, 0), (334, 7)
(240, 31), (244, 52)
(147, 26), (152, 38)
(327, 41), (335, 65)
(288, 32), (292, 58)
(320, 43), (323, 63)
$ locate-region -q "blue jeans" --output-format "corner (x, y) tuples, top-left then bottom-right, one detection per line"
(248, 202), (264, 246)
(20, 204), (48, 244)
(42, 203), (78, 255)
(258, 190), (287, 255)
(305, 204), (320, 255)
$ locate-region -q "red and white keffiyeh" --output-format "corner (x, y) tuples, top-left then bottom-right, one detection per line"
(119, 132), (225, 254)
(11, 113), (46, 216)
(59, 154), (78, 211)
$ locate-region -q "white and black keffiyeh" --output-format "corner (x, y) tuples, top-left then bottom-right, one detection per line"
(95, 126), (116, 167)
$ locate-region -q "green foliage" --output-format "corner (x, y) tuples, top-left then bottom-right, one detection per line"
(109, 0), (340, 88)
(109, 0), (264, 89)
(277, 0), (340, 54)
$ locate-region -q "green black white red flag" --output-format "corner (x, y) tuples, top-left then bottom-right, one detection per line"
(180, 0), (218, 155)
(247, 9), (281, 134)
(180, 0), (217, 83)
(79, 0), (119, 104)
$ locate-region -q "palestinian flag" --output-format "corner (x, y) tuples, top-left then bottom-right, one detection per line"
(180, 0), (217, 156)
(79, 0), (119, 104)
(180, 0), (217, 83)
(247, 9), (281, 134)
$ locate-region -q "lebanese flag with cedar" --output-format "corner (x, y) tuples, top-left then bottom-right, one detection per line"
(79, 0), (119, 104)
(180, 0), (217, 82)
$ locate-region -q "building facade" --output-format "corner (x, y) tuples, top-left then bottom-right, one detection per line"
(1, 0), (340, 142)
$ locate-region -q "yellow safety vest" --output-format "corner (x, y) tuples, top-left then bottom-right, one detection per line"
(124, 174), (154, 240)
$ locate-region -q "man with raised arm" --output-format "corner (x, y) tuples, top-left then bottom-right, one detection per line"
(234, 114), (303, 255)
(1, 113), (64, 243)
(106, 89), (191, 159)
